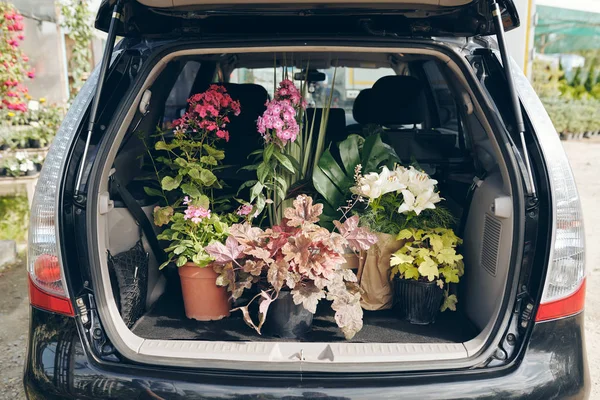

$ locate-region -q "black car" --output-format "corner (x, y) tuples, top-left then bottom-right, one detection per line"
(24, 0), (589, 399)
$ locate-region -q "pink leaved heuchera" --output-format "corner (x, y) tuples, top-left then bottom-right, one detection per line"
(173, 84), (241, 142)
(204, 194), (378, 339)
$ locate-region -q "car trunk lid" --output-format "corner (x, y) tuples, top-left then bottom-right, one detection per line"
(95, 0), (520, 37)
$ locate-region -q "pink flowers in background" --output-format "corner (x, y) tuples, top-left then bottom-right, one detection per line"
(257, 79), (306, 147)
(173, 84), (241, 142)
(183, 197), (211, 223)
(0, 4), (31, 114)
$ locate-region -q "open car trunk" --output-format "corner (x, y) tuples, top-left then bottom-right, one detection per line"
(88, 43), (524, 370)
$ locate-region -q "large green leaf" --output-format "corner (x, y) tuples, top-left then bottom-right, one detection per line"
(339, 134), (363, 176)
(361, 134), (399, 172)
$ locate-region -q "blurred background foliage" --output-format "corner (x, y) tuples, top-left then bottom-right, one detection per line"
(533, 58), (600, 135)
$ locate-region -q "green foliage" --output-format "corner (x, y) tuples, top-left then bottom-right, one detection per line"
(312, 133), (399, 225)
(359, 198), (454, 235)
(156, 207), (235, 269)
(61, 0), (93, 98)
(532, 59), (563, 98)
(0, 195), (29, 243)
(0, 102), (64, 149)
(390, 228), (464, 312)
(543, 98), (600, 134)
(533, 60), (600, 134)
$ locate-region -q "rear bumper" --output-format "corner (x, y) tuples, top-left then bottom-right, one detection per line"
(24, 307), (590, 400)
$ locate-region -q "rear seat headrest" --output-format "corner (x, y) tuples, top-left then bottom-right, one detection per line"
(352, 89), (373, 124)
(370, 76), (426, 126)
(218, 82), (269, 119)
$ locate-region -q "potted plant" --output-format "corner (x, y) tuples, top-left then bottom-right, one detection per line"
(343, 162), (454, 311)
(390, 227), (464, 324)
(205, 194), (377, 339)
(149, 84), (241, 321)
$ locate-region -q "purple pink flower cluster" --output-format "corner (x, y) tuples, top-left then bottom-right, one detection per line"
(183, 196), (211, 223)
(256, 79), (306, 146)
(274, 79), (306, 108)
(173, 84), (241, 142)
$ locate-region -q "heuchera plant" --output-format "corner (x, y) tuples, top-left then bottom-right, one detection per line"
(390, 228), (464, 312)
(0, 3), (34, 116)
(150, 85), (241, 269)
(205, 194), (378, 340)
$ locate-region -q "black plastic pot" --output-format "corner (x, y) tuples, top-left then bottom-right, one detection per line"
(0, 144), (9, 150)
(394, 277), (444, 325)
(26, 169), (38, 176)
(28, 139), (42, 148)
(262, 290), (313, 339)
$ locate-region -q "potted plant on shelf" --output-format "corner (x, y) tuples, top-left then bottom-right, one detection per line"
(149, 84), (241, 321)
(390, 228), (464, 324)
(205, 194), (377, 339)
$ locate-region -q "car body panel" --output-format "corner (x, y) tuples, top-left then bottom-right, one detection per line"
(95, 0), (520, 37)
(24, 307), (589, 399)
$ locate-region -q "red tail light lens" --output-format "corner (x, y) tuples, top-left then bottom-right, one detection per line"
(28, 276), (74, 316)
(536, 279), (586, 322)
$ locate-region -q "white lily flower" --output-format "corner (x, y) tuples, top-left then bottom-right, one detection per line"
(351, 166), (408, 200)
(399, 188), (442, 215)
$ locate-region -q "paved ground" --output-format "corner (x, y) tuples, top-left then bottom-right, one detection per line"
(0, 139), (598, 399)
(0, 259), (28, 399)
(562, 140), (600, 397)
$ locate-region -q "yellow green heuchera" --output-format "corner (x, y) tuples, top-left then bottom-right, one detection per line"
(390, 228), (464, 312)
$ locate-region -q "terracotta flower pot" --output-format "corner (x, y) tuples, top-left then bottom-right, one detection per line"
(178, 263), (231, 321)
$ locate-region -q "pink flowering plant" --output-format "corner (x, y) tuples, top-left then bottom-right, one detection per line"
(154, 194), (233, 269)
(205, 194), (378, 339)
(0, 3), (34, 117)
(244, 78), (307, 225)
(148, 85), (242, 268)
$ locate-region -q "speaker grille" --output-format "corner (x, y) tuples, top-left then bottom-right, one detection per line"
(481, 214), (501, 277)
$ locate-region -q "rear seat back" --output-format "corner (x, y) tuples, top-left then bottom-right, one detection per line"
(218, 82), (269, 166)
(369, 75), (460, 162)
(305, 107), (347, 147)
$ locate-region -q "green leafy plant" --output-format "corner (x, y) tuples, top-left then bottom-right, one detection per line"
(155, 195), (235, 269)
(244, 77), (307, 225)
(148, 85), (242, 269)
(0, 195), (29, 242)
(61, 0), (93, 98)
(312, 133), (399, 226)
(390, 227), (464, 312)
(244, 67), (340, 225)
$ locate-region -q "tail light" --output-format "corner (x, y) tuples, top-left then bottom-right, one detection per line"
(511, 64), (586, 322)
(28, 69), (99, 316)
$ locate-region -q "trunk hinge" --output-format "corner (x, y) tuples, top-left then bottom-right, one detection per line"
(77, 293), (120, 362)
(489, 0), (537, 199)
(73, 0), (125, 201)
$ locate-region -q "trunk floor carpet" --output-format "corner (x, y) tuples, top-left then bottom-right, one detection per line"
(131, 292), (479, 343)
